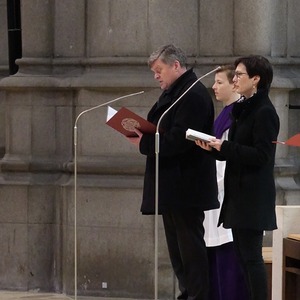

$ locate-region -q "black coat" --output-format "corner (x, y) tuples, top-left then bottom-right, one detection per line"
(139, 69), (219, 214)
(217, 89), (280, 230)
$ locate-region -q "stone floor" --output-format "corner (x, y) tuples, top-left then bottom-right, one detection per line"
(0, 291), (142, 300)
(0, 291), (69, 300)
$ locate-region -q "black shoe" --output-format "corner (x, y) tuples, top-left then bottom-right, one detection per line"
(177, 291), (188, 300)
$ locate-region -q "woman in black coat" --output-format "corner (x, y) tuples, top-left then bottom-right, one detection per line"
(196, 55), (280, 300)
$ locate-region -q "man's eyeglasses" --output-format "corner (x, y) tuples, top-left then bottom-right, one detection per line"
(234, 72), (248, 79)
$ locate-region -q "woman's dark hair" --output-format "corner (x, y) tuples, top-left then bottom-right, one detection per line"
(234, 55), (273, 90)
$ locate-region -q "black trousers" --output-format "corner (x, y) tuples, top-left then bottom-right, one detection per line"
(232, 228), (267, 300)
(162, 209), (208, 300)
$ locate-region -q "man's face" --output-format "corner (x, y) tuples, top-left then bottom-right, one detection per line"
(150, 59), (180, 90)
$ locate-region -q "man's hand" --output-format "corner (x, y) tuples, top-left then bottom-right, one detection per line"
(127, 128), (143, 147)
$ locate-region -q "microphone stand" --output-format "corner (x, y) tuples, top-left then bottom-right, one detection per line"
(153, 66), (220, 300)
(73, 90), (144, 300)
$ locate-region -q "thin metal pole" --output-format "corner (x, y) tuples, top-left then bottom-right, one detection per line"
(73, 91), (144, 300)
(154, 132), (160, 300)
(74, 124), (78, 300)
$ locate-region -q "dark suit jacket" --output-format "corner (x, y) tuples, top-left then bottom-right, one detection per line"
(139, 69), (219, 214)
(217, 89), (280, 230)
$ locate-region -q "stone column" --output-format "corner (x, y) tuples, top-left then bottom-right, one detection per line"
(88, 0), (148, 56)
(199, 0), (234, 56)
(54, 0), (85, 58)
(271, 0), (288, 57)
(234, 0), (272, 55)
(0, 0), (75, 292)
(0, 0), (8, 154)
(0, 0), (8, 67)
(287, 0), (300, 57)
(21, 0), (53, 58)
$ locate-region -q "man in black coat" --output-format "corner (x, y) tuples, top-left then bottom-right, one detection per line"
(128, 44), (219, 300)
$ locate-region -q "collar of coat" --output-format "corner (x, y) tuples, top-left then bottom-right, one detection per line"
(156, 68), (197, 109)
(231, 88), (269, 119)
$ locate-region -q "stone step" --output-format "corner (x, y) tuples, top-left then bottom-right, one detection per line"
(0, 291), (143, 300)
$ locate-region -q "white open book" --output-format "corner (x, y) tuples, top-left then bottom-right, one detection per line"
(186, 128), (215, 142)
(106, 106), (118, 122)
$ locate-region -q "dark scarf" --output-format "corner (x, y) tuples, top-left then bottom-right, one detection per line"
(231, 89), (269, 120)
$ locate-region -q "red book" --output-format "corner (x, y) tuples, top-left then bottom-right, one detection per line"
(106, 106), (156, 137)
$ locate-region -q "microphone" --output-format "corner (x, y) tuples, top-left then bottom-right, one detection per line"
(74, 90), (145, 131)
(73, 90), (144, 300)
(153, 66), (220, 300)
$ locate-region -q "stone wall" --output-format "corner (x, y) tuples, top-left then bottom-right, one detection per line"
(0, 0), (299, 298)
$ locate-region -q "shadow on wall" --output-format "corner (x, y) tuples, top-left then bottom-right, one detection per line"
(0, 147), (4, 158)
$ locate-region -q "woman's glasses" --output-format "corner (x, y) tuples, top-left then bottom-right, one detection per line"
(234, 72), (248, 79)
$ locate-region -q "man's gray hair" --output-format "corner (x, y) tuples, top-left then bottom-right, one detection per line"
(148, 44), (187, 68)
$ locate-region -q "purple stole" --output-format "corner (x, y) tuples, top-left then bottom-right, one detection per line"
(213, 103), (235, 139)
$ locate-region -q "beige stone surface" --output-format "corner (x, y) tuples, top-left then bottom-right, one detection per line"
(0, 290), (142, 299)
